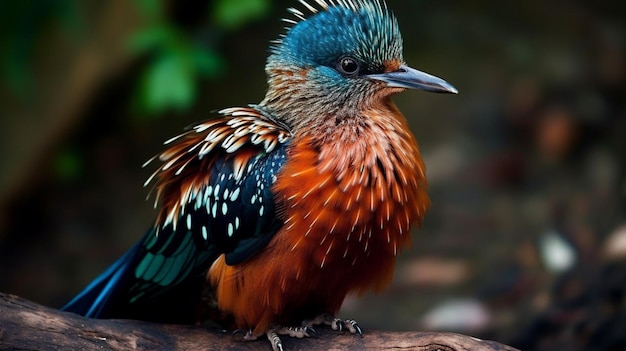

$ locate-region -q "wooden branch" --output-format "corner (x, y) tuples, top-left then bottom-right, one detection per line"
(0, 293), (518, 351)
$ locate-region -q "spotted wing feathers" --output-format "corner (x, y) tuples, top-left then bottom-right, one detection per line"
(63, 107), (292, 321)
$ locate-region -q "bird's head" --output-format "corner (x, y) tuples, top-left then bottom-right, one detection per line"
(261, 0), (457, 128)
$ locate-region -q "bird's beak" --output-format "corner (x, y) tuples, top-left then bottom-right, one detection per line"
(368, 64), (458, 94)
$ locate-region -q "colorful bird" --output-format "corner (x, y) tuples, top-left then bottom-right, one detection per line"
(62, 0), (457, 349)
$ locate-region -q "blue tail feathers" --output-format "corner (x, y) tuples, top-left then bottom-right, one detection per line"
(60, 227), (217, 323)
(61, 242), (141, 318)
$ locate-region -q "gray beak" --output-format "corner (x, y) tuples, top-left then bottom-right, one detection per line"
(368, 64), (458, 94)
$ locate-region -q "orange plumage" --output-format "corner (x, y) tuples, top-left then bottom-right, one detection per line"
(209, 97), (429, 335)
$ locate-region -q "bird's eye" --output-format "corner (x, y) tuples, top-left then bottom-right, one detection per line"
(337, 56), (360, 76)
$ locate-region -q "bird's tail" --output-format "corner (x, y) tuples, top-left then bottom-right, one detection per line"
(61, 242), (141, 318)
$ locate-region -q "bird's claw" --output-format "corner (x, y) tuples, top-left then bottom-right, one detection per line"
(242, 316), (360, 351)
(303, 313), (363, 336)
(343, 319), (363, 336)
(273, 325), (316, 338)
(264, 325), (315, 351)
(267, 329), (284, 351)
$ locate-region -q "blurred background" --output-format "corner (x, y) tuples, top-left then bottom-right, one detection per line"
(1, 1), (624, 350)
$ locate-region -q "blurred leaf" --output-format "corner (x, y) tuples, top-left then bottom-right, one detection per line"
(129, 22), (226, 116)
(192, 46), (224, 78)
(140, 51), (194, 114)
(127, 25), (177, 54)
(130, 0), (266, 116)
(136, 44), (225, 115)
(212, 0), (270, 30)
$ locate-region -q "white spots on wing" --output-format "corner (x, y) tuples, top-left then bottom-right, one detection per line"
(230, 187), (240, 202)
(228, 223), (234, 237)
(163, 207), (177, 229)
(204, 187), (211, 203)
(194, 188), (203, 210)
(211, 202), (218, 218)
(202, 226), (208, 241)
(144, 108), (295, 253)
(205, 197), (212, 216)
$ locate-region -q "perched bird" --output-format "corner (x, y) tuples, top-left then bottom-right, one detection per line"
(62, 0), (457, 349)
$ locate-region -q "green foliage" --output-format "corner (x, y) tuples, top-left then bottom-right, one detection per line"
(129, 25), (224, 115)
(212, 0), (271, 30)
(130, 0), (271, 116)
(0, 0), (271, 113)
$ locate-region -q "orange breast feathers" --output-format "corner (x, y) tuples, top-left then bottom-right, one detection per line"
(208, 101), (429, 335)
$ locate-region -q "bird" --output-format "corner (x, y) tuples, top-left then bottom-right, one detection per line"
(61, 0), (457, 350)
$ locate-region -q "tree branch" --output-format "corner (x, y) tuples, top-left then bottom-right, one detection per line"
(0, 293), (518, 350)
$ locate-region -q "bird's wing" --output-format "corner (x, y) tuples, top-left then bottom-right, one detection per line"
(136, 105), (292, 286)
(62, 107), (292, 320)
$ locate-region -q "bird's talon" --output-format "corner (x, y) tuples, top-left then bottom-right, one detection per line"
(346, 320), (363, 336)
(266, 330), (283, 351)
(303, 314), (363, 336)
(273, 325), (314, 338)
(333, 319), (343, 332)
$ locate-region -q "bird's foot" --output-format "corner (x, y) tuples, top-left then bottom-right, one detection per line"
(266, 326), (316, 351)
(302, 313), (363, 336)
(240, 326), (316, 351)
(239, 314), (359, 351)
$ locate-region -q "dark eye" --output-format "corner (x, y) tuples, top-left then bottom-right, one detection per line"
(337, 56), (360, 76)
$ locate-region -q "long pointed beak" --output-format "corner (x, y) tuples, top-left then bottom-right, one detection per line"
(368, 64), (458, 94)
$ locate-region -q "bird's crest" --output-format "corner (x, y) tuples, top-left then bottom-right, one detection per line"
(269, 0), (402, 74)
(280, 0), (387, 27)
